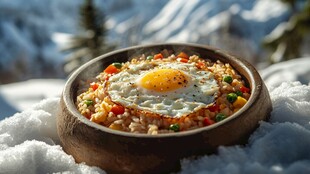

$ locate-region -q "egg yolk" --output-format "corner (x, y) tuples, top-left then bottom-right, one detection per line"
(139, 69), (189, 92)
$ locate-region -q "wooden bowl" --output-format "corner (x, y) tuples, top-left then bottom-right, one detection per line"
(57, 43), (272, 174)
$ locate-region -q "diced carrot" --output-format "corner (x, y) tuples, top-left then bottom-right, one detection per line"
(177, 58), (188, 63)
(90, 82), (99, 91)
(203, 117), (215, 126)
(208, 103), (219, 112)
(104, 64), (119, 74)
(111, 105), (125, 115)
(177, 52), (189, 59)
(154, 53), (164, 60)
(240, 86), (250, 93)
(196, 62), (205, 69)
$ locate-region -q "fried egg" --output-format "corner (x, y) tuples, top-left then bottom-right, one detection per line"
(107, 61), (219, 117)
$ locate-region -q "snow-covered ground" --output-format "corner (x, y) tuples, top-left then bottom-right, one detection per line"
(0, 57), (310, 173)
(0, 79), (65, 119)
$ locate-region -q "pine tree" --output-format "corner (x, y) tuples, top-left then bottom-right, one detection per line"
(62, 0), (116, 74)
(263, 0), (310, 63)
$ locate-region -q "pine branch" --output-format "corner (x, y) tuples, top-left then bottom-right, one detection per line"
(263, 0), (310, 63)
(62, 0), (117, 75)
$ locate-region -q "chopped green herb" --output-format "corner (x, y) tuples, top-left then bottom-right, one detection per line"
(169, 123), (180, 132)
(112, 62), (122, 69)
(85, 100), (94, 106)
(146, 56), (154, 60)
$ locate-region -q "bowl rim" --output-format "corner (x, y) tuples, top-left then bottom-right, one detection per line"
(62, 42), (262, 138)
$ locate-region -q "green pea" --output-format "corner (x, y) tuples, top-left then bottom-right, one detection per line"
(223, 75), (233, 83)
(169, 123), (180, 132)
(227, 93), (238, 103)
(84, 100), (93, 106)
(146, 56), (154, 60)
(235, 91), (243, 96)
(112, 62), (122, 69)
(215, 113), (226, 122)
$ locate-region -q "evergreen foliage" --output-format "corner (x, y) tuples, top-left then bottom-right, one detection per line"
(263, 0), (310, 63)
(62, 0), (116, 74)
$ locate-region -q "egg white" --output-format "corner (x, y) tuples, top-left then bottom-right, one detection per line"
(107, 61), (219, 117)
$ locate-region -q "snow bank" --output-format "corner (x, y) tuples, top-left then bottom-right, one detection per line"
(260, 57), (310, 87)
(0, 81), (310, 173)
(181, 82), (310, 174)
(0, 98), (105, 173)
(0, 79), (65, 119)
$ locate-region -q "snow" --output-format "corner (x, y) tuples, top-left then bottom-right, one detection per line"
(0, 79), (65, 119)
(181, 82), (310, 174)
(141, 0), (289, 49)
(241, 0), (287, 22)
(0, 0), (298, 82)
(260, 57), (310, 87)
(0, 0), (310, 172)
(0, 98), (104, 173)
(0, 58), (310, 173)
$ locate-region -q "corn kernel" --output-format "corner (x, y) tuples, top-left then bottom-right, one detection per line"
(104, 96), (114, 105)
(90, 111), (107, 123)
(101, 101), (112, 112)
(109, 123), (122, 131)
(233, 96), (247, 108)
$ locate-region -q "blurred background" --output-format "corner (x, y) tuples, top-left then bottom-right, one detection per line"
(0, 0), (309, 118)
